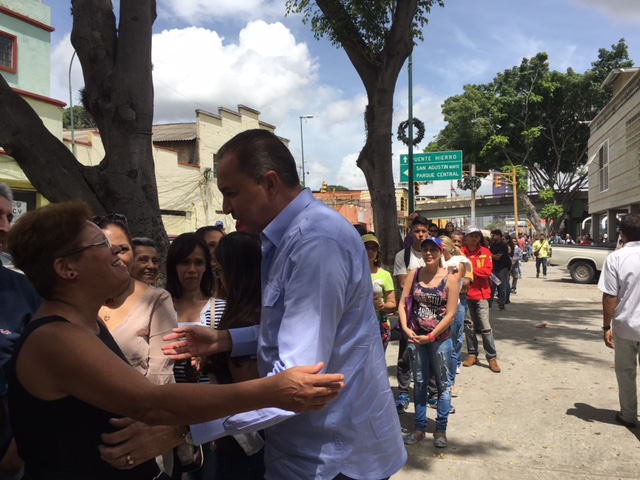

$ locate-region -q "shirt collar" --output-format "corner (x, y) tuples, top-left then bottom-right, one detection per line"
(261, 188), (314, 249)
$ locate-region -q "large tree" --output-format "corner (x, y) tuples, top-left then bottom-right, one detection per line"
(0, 0), (168, 256)
(428, 39), (633, 233)
(286, 0), (444, 265)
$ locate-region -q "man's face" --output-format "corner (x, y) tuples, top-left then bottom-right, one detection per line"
(491, 232), (501, 243)
(0, 195), (13, 253)
(217, 154), (275, 235)
(451, 233), (464, 249)
(466, 232), (481, 248)
(412, 224), (429, 246)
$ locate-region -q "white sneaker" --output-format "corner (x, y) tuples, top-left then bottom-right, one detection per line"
(456, 366), (460, 374)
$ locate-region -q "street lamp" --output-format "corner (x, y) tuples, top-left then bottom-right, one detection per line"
(68, 50), (77, 157)
(299, 115), (313, 187)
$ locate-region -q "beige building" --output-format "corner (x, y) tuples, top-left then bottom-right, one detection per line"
(64, 106), (286, 235)
(587, 67), (640, 240)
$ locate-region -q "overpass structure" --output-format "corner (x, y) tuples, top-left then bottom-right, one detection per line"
(415, 192), (544, 219)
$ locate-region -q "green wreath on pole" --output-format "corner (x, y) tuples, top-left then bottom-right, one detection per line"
(397, 118), (425, 146)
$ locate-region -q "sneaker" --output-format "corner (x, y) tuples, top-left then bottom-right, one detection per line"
(449, 404), (456, 414)
(451, 385), (458, 397)
(511, 289), (517, 294)
(489, 358), (501, 373)
(543, 275), (547, 279)
(462, 355), (477, 367)
(396, 394), (410, 414)
(615, 412), (637, 428)
(456, 366), (461, 374)
(403, 431), (425, 445)
(427, 396), (438, 409)
(434, 432), (447, 448)
(536, 273), (540, 278)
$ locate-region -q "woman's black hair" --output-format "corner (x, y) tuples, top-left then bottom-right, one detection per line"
(215, 232), (262, 331)
(93, 213), (132, 244)
(165, 233), (212, 299)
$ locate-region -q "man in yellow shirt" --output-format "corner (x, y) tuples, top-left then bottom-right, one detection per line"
(532, 233), (551, 278)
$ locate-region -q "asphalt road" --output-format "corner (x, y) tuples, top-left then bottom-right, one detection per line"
(387, 259), (640, 480)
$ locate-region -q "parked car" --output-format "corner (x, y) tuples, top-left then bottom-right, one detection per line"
(548, 243), (615, 284)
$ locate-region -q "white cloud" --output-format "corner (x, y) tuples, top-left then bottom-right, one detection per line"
(157, 0), (283, 24)
(569, 0), (640, 24)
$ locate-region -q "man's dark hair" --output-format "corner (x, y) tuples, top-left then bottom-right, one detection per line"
(216, 129), (300, 188)
(411, 216), (429, 228)
(491, 229), (502, 237)
(620, 214), (640, 242)
(132, 237), (156, 248)
(353, 224), (368, 236)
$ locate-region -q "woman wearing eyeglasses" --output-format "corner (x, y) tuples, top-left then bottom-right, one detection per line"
(4, 201), (343, 480)
(362, 233), (396, 351)
(94, 214), (177, 387)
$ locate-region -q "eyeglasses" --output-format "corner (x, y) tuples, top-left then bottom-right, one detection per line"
(60, 236), (113, 258)
(364, 244), (379, 251)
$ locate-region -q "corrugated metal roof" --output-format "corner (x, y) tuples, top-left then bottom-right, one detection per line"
(152, 123), (197, 142)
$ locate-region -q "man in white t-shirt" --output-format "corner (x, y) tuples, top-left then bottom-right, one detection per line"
(598, 213), (640, 428)
(392, 216), (430, 413)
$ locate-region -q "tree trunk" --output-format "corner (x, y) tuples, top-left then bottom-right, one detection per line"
(357, 84), (400, 267)
(519, 192), (543, 234)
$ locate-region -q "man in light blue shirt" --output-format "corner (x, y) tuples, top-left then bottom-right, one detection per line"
(181, 130), (406, 479)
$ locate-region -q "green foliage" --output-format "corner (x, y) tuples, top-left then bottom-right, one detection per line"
(285, 0), (444, 60)
(429, 39), (634, 230)
(538, 188), (554, 202)
(328, 184), (349, 191)
(63, 105), (96, 129)
(500, 164), (528, 192)
(540, 204), (564, 223)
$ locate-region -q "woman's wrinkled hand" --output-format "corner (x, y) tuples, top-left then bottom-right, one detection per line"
(99, 418), (182, 470)
(272, 362), (344, 413)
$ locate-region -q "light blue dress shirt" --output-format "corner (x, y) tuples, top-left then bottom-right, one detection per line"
(191, 188), (406, 479)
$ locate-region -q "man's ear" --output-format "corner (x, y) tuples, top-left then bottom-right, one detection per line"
(53, 257), (78, 281)
(263, 170), (280, 198)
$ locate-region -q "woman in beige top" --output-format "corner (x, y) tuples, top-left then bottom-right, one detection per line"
(94, 214), (177, 385)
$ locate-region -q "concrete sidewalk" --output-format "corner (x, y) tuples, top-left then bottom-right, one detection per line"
(387, 259), (640, 480)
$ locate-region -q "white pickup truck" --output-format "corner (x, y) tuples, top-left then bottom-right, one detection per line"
(548, 243), (615, 284)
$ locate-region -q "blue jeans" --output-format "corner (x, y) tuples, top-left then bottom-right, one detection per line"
(465, 300), (497, 360)
(450, 294), (467, 379)
(408, 339), (453, 433)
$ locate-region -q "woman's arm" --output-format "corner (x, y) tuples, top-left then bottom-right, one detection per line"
(16, 322), (344, 427)
(397, 269), (417, 339)
(146, 290), (178, 384)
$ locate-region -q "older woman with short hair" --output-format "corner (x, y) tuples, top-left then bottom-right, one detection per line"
(131, 237), (160, 286)
(4, 201), (343, 480)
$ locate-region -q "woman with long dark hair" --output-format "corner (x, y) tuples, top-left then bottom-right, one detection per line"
(205, 232), (265, 479)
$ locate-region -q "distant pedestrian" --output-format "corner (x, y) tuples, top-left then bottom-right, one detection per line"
(532, 234), (551, 278)
(598, 213), (640, 428)
(510, 238), (523, 293)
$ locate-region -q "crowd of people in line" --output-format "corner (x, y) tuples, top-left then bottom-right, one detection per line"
(0, 129), (413, 480)
(0, 125), (637, 479)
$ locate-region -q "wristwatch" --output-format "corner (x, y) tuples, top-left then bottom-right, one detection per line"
(602, 325), (611, 332)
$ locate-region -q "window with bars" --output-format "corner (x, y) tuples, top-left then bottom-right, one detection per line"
(598, 140), (609, 192)
(0, 32), (16, 73)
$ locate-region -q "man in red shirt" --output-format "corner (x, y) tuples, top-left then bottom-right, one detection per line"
(461, 227), (501, 373)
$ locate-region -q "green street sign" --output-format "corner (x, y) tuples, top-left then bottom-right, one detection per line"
(400, 151), (463, 182)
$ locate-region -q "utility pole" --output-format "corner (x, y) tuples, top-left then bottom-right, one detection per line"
(407, 54), (415, 214)
(470, 163), (477, 226)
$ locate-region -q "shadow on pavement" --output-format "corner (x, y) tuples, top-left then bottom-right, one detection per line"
(566, 403), (640, 441)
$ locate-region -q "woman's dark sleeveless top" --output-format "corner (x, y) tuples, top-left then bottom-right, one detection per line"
(7, 316), (162, 480)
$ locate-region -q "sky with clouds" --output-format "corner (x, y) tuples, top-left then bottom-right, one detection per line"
(47, 0), (640, 195)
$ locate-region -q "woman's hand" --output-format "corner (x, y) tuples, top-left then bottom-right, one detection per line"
(162, 326), (231, 360)
(99, 418), (183, 470)
(407, 334), (429, 345)
(270, 362), (344, 413)
(373, 292), (384, 312)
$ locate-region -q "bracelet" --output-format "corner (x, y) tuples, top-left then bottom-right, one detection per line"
(426, 333), (435, 342)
